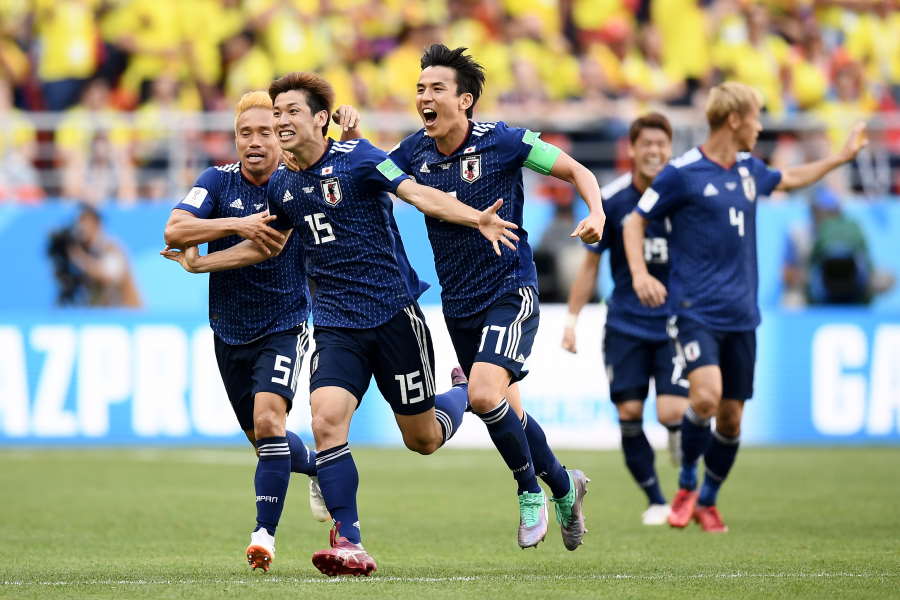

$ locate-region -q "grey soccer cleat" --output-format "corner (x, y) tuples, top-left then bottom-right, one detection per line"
(309, 476), (331, 522)
(517, 490), (549, 549)
(550, 469), (590, 550)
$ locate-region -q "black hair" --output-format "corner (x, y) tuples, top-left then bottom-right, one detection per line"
(420, 44), (485, 118)
(269, 72), (335, 137)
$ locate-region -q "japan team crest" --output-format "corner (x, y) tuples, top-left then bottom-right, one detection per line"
(320, 177), (343, 206)
(738, 166), (756, 202)
(461, 155), (481, 183)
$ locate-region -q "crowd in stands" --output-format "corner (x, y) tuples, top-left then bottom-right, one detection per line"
(0, 0), (898, 203)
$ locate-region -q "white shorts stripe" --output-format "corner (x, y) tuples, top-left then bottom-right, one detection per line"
(404, 306), (435, 397)
(504, 288), (533, 360)
(290, 325), (309, 393)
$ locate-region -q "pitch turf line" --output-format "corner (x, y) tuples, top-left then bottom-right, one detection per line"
(4, 572), (896, 586)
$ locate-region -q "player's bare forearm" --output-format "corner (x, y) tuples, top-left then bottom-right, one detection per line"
(164, 209), (240, 249)
(567, 251), (600, 317)
(190, 239), (275, 273)
(622, 212), (649, 278)
(550, 152), (605, 217)
(396, 179), (479, 227)
(777, 122), (868, 191)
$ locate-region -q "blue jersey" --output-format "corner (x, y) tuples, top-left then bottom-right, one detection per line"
(267, 138), (428, 329)
(586, 173), (671, 341)
(173, 163), (310, 345)
(635, 147), (782, 331)
(389, 121), (541, 318)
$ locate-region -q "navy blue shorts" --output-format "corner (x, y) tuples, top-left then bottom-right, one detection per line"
(668, 316), (756, 400)
(602, 326), (689, 404)
(444, 287), (539, 383)
(309, 304), (436, 416)
(214, 324), (311, 431)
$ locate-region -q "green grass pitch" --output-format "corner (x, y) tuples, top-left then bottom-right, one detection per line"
(2, 446), (898, 599)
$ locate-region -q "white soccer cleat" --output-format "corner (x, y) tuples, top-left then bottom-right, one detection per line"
(309, 476), (331, 522)
(667, 429), (682, 468)
(642, 503), (671, 526)
(246, 527), (275, 571)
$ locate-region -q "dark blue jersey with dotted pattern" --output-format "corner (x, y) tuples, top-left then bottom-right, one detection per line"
(172, 163), (310, 345)
(585, 173), (672, 341)
(635, 147), (782, 331)
(267, 138), (428, 329)
(389, 121), (539, 318)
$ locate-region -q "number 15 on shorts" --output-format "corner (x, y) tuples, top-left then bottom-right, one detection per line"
(395, 371), (424, 405)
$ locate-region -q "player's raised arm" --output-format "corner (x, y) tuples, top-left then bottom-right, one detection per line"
(562, 248), (602, 353)
(394, 179), (519, 256)
(546, 151), (606, 244)
(776, 122), (868, 192)
(164, 208), (286, 255)
(623, 212), (666, 308)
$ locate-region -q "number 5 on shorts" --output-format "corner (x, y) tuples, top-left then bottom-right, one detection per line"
(272, 355), (293, 385)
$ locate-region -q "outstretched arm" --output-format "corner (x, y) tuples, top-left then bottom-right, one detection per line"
(623, 212), (667, 308)
(548, 151), (606, 243)
(777, 122), (868, 191)
(164, 209), (286, 255)
(562, 250), (601, 353)
(394, 179), (519, 256)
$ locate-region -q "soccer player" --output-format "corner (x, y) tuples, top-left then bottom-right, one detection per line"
(623, 82), (867, 532)
(561, 113), (689, 526)
(161, 91), (361, 571)
(388, 45), (605, 549)
(173, 72), (519, 576)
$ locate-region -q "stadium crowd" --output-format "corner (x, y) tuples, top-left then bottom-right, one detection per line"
(0, 0), (898, 203)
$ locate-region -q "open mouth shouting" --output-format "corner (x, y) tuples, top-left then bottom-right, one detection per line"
(421, 108), (438, 129)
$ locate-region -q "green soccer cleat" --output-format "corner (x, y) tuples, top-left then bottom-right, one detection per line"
(517, 489), (549, 548)
(550, 469), (590, 550)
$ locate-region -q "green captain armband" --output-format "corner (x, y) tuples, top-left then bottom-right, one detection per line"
(522, 130), (562, 175)
(376, 158), (406, 181)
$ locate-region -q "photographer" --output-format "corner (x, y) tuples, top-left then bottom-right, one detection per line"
(47, 205), (142, 307)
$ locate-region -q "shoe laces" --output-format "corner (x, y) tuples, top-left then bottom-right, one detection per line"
(518, 492), (544, 527)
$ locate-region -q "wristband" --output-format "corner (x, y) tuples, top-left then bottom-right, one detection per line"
(564, 313), (578, 328)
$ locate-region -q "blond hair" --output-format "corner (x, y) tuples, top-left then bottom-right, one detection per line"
(705, 82), (763, 130)
(234, 90), (273, 130)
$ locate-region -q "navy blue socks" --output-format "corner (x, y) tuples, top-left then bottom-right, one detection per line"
(699, 430), (740, 506)
(620, 419), (666, 505)
(679, 405), (712, 490)
(286, 430), (316, 475)
(478, 398), (541, 494)
(254, 436), (291, 535)
(315, 443), (361, 544)
(434, 384), (468, 445)
(521, 412), (570, 498)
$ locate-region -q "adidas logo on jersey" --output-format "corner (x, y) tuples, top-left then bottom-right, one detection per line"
(254, 203), (264, 211)
(420, 162), (430, 173)
(283, 190), (294, 203)
(230, 198), (244, 209)
(703, 183), (719, 196)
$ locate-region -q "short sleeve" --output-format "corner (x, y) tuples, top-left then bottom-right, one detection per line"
(494, 121), (561, 174)
(751, 156), (782, 197)
(265, 168), (298, 230)
(173, 168), (221, 218)
(354, 139), (412, 194)
(387, 132), (417, 175)
(635, 165), (688, 220)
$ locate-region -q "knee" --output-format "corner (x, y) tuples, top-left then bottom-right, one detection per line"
(253, 410), (284, 439)
(403, 434), (441, 456)
(617, 401), (644, 422)
(467, 381), (503, 414)
(716, 411), (742, 438)
(691, 385), (721, 419)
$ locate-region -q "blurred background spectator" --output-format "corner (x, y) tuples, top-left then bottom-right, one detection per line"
(0, 0), (893, 204)
(46, 204), (142, 307)
(782, 186), (895, 307)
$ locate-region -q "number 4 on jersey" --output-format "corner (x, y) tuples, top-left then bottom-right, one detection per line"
(729, 207), (745, 237)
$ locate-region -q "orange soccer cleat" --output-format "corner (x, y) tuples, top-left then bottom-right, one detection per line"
(694, 504), (729, 533)
(668, 489), (699, 528)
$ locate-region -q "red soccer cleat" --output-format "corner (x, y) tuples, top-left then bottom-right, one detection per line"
(668, 489), (699, 528)
(311, 524), (377, 577)
(694, 504), (729, 533)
